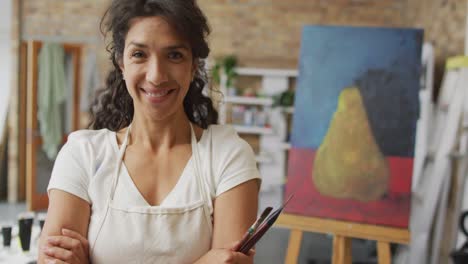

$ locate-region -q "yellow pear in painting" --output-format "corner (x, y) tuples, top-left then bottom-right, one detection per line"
(312, 87), (389, 202)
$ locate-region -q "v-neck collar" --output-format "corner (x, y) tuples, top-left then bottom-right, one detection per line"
(119, 156), (193, 207)
(108, 127), (207, 207)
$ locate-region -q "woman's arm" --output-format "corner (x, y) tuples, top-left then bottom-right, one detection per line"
(37, 189), (91, 264)
(195, 179), (259, 263)
(211, 179), (259, 248)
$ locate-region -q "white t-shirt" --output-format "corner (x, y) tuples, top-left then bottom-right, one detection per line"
(47, 124), (261, 215)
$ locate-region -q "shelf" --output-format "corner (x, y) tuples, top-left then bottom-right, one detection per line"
(234, 67), (299, 77)
(281, 107), (295, 114)
(233, 125), (273, 135)
(279, 142), (291, 150)
(255, 153), (273, 163)
(218, 67), (296, 199)
(224, 96), (273, 106)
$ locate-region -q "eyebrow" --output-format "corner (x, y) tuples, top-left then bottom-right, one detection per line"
(127, 41), (148, 48)
(127, 41), (190, 51)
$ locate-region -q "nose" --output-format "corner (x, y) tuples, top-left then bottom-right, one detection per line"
(146, 56), (169, 86)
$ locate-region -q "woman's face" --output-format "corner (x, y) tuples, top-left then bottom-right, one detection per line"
(120, 16), (195, 121)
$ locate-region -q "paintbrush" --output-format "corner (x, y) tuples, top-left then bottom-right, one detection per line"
(238, 194), (294, 254)
(233, 206), (273, 251)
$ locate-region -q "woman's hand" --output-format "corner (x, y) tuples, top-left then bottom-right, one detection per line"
(42, 228), (90, 264)
(195, 241), (255, 264)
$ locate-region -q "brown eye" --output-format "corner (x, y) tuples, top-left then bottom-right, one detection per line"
(132, 51), (145, 58)
(168, 51), (183, 61)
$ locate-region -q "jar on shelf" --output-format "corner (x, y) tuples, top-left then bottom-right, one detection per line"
(244, 107), (255, 126)
(231, 105), (245, 125)
(227, 86), (237, 96)
(255, 110), (267, 127)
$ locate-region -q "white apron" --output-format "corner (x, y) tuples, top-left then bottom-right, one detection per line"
(88, 124), (213, 264)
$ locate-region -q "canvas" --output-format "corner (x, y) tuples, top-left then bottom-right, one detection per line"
(285, 25), (423, 228)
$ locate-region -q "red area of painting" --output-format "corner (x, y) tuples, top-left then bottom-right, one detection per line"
(284, 148), (412, 228)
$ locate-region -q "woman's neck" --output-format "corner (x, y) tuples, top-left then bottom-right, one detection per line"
(129, 111), (191, 152)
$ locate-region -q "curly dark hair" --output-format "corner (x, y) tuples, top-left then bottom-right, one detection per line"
(89, 0), (218, 131)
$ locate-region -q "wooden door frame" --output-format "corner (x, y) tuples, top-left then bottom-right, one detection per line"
(18, 42), (27, 201)
(25, 40), (82, 211)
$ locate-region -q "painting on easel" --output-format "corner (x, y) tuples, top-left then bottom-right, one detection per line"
(285, 26), (423, 228)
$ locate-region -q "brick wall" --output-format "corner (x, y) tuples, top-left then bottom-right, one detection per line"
(22, 0), (110, 76)
(200, 0), (465, 73)
(19, 0), (466, 81)
(200, 0), (408, 68)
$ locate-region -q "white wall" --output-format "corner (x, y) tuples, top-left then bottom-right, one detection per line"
(0, 0), (12, 139)
(466, 0), (468, 55)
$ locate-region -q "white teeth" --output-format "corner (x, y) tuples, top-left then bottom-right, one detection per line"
(146, 90), (170, 97)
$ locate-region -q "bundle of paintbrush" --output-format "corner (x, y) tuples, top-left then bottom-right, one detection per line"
(234, 194), (294, 254)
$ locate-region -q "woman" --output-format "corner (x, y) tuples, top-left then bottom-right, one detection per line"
(38, 0), (260, 263)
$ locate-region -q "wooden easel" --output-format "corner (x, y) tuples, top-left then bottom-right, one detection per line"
(276, 214), (410, 264)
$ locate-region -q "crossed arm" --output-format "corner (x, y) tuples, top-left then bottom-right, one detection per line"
(38, 179), (259, 264)
(37, 190), (90, 264)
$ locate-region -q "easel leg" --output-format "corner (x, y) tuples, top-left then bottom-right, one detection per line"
(285, 229), (303, 264)
(377, 241), (391, 264)
(332, 235), (352, 264)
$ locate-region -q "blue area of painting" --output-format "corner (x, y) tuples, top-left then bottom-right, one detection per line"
(291, 25), (422, 157)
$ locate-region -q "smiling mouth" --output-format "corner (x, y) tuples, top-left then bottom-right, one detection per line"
(141, 88), (175, 98)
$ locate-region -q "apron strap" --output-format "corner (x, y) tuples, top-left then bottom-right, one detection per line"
(190, 123), (214, 232)
(91, 123), (132, 254)
(110, 124), (132, 201)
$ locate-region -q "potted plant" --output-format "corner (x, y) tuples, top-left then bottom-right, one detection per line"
(212, 55), (238, 94)
(273, 89), (295, 107)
